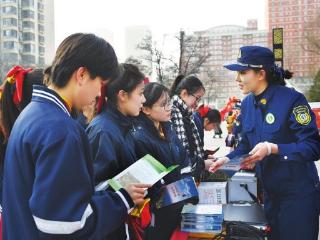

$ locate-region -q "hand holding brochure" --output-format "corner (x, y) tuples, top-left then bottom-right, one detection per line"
(219, 154), (251, 177)
(101, 154), (178, 191)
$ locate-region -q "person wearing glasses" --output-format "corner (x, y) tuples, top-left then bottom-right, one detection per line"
(170, 75), (214, 181)
(131, 82), (192, 240)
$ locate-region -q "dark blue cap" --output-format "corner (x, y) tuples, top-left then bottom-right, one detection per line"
(224, 46), (275, 71)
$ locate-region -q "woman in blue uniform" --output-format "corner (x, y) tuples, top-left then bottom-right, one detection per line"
(132, 82), (192, 240)
(211, 46), (320, 240)
(86, 63), (147, 240)
(2, 33), (149, 240)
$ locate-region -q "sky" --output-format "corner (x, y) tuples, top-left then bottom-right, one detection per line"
(54, 0), (266, 61)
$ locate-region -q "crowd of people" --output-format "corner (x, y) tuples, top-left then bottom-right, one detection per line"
(0, 33), (319, 240)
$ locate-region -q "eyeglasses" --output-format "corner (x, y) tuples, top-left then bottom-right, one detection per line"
(154, 100), (172, 110)
(191, 94), (202, 103)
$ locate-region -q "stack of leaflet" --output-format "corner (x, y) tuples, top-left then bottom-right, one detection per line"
(181, 204), (223, 234)
(219, 154), (251, 177)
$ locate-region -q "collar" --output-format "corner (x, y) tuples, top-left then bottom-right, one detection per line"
(138, 113), (171, 141)
(32, 85), (71, 116)
(172, 95), (193, 117)
(252, 84), (278, 108)
(103, 101), (134, 132)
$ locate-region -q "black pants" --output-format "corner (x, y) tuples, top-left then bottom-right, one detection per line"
(144, 207), (182, 240)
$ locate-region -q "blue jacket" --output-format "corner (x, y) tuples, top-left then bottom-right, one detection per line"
(2, 86), (134, 240)
(86, 102), (136, 184)
(227, 84), (320, 196)
(193, 112), (204, 145)
(86, 102), (137, 240)
(132, 114), (191, 184)
(131, 114), (191, 240)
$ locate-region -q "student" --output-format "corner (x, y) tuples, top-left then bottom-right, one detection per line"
(2, 33), (149, 239)
(131, 82), (191, 240)
(170, 75), (213, 180)
(211, 46), (320, 240)
(0, 66), (44, 203)
(194, 104), (221, 148)
(86, 63), (147, 239)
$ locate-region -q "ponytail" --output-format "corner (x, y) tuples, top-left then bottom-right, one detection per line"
(254, 65), (293, 86)
(170, 75), (184, 97)
(43, 66), (52, 86)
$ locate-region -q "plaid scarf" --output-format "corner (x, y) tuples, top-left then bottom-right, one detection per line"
(171, 95), (205, 164)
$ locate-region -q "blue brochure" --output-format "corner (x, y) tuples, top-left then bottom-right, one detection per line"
(155, 176), (199, 209)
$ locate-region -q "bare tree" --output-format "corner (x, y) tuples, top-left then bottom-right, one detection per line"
(125, 56), (152, 76)
(301, 14), (320, 56)
(135, 30), (217, 100)
(137, 34), (168, 83)
(178, 31), (211, 76)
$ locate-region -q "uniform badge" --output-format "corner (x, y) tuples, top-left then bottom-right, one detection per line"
(260, 98), (267, 105)
(293, 105), (311, 125)
(266, 113), (275, 124)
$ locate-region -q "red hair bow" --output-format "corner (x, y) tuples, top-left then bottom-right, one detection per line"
(198, 104), (211, 118)
(6, 66), (32, 106)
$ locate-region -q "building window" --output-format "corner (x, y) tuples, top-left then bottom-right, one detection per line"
(22, 9), (34, 19)
(23, 43), (35, 53)
(22, 54), (35, 64)
(22, 0), (34, 7)
(38, 24), (44, 32)
(2, 6), (17, 15)
(2, 0), (17, 3)
(3, 41), (17, 50)
(38, 2), (44, 11)
(39, 57), (45, 65)
(2, 18), (17, 27)
(22, 32), (35, 41)
(3, 29), (17, 38)
(38, 35), (45, 43)
(38, 13), (44, 22)
(22, 21), (35, 29)
(3, 53), (18, 63)
(39, 46), (45, 55)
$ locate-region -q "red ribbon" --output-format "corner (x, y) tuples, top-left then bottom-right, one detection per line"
(5, 66), (32, 107)
(198, 104), (211, 118)
(96, 85), (106, 114)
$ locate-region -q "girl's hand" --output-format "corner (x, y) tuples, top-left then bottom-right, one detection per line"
(208, 157), (229, 173)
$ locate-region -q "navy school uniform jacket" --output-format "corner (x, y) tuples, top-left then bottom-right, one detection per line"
(227, 84), (320, 197)
(86, 101), (137, 240)
(131, 114), (191, 239)
(2, 85), (134, 240)
(132, 114), (191, 184)
(86, 101), (137, 184)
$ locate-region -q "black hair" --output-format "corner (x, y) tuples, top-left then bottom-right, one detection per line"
(206, 109), (221, 124)
(143, 82), (169, 108)
(170, 74), (205, 97)
(106, 63), (145, 104)
(47, 33), (119, 88)
(253, 67), (293, 86)
(0, 69), (44, 144)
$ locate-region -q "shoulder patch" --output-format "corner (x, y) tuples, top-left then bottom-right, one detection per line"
(293, 105), (311, 125)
